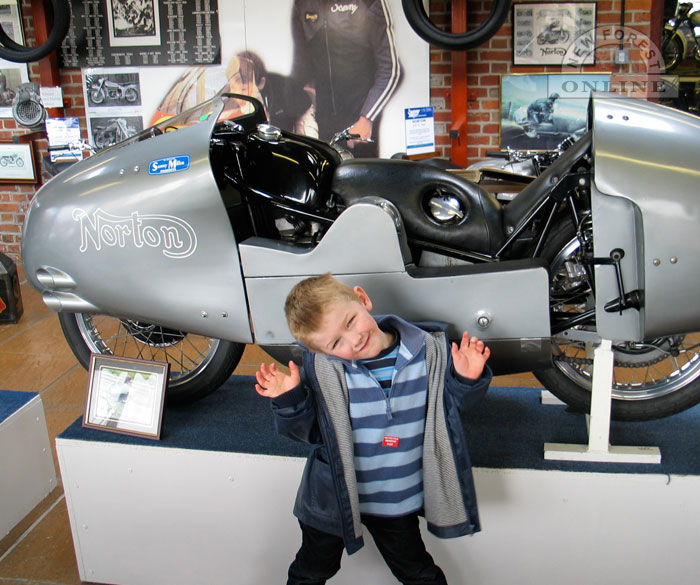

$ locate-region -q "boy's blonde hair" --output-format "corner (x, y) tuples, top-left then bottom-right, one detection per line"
(285, 273), (358, 348)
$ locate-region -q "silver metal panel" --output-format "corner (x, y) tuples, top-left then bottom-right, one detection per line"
(22, 107), (252, 343)
(246, 264), (551, 344)
(592, 92), (700, 337)
(592, 185), (644, 341)
(239, 200), (410, 277)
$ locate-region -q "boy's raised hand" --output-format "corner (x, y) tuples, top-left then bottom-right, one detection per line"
(451, 332), (491, 380)
(255, 361), (301, 398)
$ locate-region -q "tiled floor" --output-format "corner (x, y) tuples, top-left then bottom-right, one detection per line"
(0, 265), (538, 585)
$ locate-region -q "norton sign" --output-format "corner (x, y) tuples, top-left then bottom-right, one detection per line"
(72, 208), (198, 259)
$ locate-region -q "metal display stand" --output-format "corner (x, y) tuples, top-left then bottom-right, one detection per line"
(544, 339), (662, 464)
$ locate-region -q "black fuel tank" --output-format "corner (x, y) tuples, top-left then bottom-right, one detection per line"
(243, 125), (341, 211)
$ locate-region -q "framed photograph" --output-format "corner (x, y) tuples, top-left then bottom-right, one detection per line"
(83, 355), (169, 439)
(0, 142), (37, 183)
(0, 0), (30, 117)
(500, 72), (610, 150)
(513, 2), (597, 66)
(106, 0), (161, 47)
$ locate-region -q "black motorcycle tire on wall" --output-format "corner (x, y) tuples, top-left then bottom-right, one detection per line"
(58, 312), (244, 404)
(0, 0), (71, 63)
(534, 219), (700, 421)
(401, 0), (511, 51)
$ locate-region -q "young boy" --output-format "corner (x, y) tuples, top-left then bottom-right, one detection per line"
(255, 273), (491, 585)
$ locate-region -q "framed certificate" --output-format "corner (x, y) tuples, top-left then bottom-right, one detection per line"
(83, 354), (169, 439)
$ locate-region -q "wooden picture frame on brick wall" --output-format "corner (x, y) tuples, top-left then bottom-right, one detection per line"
(499, 72), (610, 151)
(0, 142), (37, 183)
(513, 2), (597, 66)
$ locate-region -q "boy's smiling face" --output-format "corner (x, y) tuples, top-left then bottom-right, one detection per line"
(306, 286), (394, 360)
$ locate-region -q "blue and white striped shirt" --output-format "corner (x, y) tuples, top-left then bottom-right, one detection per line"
(347, 329), (428, 517)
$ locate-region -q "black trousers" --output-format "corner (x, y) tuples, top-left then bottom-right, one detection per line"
(287, 513), (448, 585)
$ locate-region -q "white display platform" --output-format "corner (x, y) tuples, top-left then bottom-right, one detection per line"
(57, 436), (700, 585)
(0, 392), (57, 538)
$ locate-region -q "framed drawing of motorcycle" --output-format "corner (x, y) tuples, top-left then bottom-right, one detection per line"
(513, 2), (597, 66)
(0, 142), (37, 183)
(499, 72), (610, 151)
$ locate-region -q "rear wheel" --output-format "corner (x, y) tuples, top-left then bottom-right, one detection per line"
(59, 313), (244, 403)
(534, 219), (700, 420)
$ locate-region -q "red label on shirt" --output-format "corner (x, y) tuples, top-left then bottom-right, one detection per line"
(382, 436), (400, 448)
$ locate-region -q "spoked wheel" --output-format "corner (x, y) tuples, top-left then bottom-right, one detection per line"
(534, 219), (700, 421)
(662, 32), (684, 72)
(59, 313), (244, 403)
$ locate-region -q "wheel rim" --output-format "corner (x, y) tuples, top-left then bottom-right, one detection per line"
(662, 35), (682, 71)
(549, 237), (700, 401)
(75, 314), (222, 389)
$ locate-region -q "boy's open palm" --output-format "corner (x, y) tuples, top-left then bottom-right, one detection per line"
(255, 361), (301, 398)
(451, 332), (491, 380)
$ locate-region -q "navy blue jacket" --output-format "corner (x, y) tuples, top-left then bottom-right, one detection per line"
(271, 316), (491, 554)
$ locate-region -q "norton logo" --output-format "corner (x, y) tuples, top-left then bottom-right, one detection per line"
(72, 208), (198, 259)
(148, 155), (190, 175)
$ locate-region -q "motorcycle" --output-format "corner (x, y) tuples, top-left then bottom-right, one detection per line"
(537, 20), (570, 45)
(92, 118), (138, 150)
(662, 2), (700, 72)
(88, 77), (140, 105)
(0, 153), (24, 167)
(511, 97), (586, 140)
(21, 92), (700, 421)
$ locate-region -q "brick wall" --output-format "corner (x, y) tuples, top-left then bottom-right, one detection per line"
(430, 0), (654, 160)
(0, 0), (654, 260)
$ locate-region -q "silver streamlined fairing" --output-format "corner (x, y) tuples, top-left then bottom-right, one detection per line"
(591, 92), (700, 340)
(21, 96), (253, 343)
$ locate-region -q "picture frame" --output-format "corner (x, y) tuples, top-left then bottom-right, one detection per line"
(513, 2), (597, 66)
(0, 142), (37, 183)
(83, 354), (169, 439)
(0, 0), (30, 118)
(499, 72), (610, 151)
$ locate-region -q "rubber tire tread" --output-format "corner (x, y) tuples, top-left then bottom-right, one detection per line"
(57, 312), (244, 404)
(533, 219), (700, 421)
(0, 0), (70, 63)
(401, 0), (511, 51)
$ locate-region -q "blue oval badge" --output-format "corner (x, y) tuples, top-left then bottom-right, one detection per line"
(149, 155), (190, 175)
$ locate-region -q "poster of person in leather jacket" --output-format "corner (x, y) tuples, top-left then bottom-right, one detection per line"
(125, 1), (427, 158)
(290, 0), (402, 157)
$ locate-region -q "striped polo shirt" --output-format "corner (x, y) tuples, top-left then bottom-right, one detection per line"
(346, 328), (428, 517)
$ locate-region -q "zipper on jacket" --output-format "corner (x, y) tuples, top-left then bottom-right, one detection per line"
(323, 13), (337, 115)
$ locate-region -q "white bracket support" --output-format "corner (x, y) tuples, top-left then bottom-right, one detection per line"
(544, 339), (662, 464)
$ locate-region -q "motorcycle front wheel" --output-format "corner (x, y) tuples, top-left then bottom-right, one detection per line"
(90, 90), (106, 105)
(534, 220), (700, 421)
(58, 313), (244, 403)
(662, 33), (684, 72)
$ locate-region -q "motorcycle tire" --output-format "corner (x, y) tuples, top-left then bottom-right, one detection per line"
(401, 0), (511, 51)
(0, 0), (70, 63)
(58, 312), (244, 404)
(124, 88), (139, 103)
(662, 33), (683, 72)
(90, 90), (106, 105)
(534, 219), (700, 421)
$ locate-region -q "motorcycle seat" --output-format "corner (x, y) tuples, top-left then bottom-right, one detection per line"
(332, 158), (504, 255)
(502, 132), (592, 233)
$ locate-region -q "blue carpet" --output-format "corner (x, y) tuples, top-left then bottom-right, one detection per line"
(59, 376), (700, 476)
(0, 390), (38, 424)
